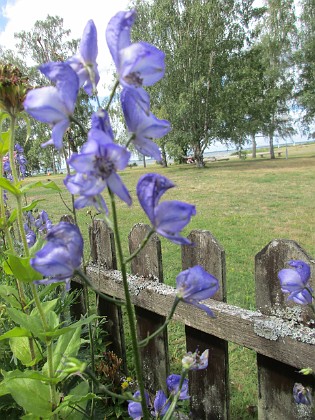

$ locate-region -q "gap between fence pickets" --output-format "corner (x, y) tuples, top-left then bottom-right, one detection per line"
(84, 265), (315, 371)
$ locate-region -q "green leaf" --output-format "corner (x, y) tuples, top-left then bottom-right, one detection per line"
(0, 327), (31, 341)
(6, 308), (44, 338)
(0, 177), (21, 196)
(2, 369), (59, 384)
(4, 376), (52, 417)
(53, 381), (94, 419)
(43, 315), (98, 338)
(9, 337), (42, 367)
(43, 327), (81, 378)
(8, 199), (45, 224)
(0, 285), (21, 308)
(0, 130), (10, 156)
(20, 180), (61, 194)
(3, 253), (43, 283)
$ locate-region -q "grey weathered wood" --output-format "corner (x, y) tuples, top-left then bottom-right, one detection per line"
(90, 219), (126, 366)
(129, 223), (169, 393)
(255, 239), (315, 419)
(182, 230), (229, 419)
(85, 266), (315, 372)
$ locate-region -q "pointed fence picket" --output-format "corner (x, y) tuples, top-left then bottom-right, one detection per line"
(71, 219), (315, 419)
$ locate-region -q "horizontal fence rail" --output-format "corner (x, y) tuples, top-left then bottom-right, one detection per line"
(72, 219), (315, 419)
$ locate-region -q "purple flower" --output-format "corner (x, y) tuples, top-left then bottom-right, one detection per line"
(128, 390), (149, 420)
(106, 10), (165, 89)
(166, 374), (189, 400)
(26, 229), (36, 248)
(31, 222), (83, 291)
(24, 62), (79, 149)
(66, 131), (131, 206)
(137, 173), (196, 245)
(35, 210), (53, 234)
(64, 173), (108, 212)
(67, 20), (99, 95)
(293, 383), (312, 405)
(121, 88), (170, 160)
(91, 109), (114, 140)
(153, 390), (170, 417)
(182, 349), (209, 371)
(278, 260), (313, 305)
(176, 265), (219, 317)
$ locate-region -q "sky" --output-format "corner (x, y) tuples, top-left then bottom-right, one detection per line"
(0, 0), (131, 95)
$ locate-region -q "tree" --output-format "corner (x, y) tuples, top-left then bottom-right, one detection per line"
(132, 0), (266, 166)
(295, 0), (315, 137)
(0, 15), (93, 173)
(258, 0), (297, 158)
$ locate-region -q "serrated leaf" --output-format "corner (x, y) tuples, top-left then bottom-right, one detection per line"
(2, 369), (59, 384)
(3, 253), (43, 283)
(9, 337), (42, 367)
(0, 177), (21, 195)
(0, 285), (21, 308)
(43, 327), (81, 378)
(6, 308), (44, 338)
(43, 315), (98, 338)
(20, 180), (61, 194)
(0, 327), (31, 341)
(53, 381), (94, 419)
(4, 376), (52, 417)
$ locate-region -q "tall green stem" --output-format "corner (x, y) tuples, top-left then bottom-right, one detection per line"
(109, 189), (150, 420)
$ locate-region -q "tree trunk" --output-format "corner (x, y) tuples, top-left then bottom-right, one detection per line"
(143, 155), (146, 168)
(269, 132), (275, 159)
(252, 134), (257, 158)
(194, 143), (204, 167)
(161, 145), (168, 167)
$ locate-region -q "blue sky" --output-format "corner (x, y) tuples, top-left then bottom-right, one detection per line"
(0, 0), (8, 31)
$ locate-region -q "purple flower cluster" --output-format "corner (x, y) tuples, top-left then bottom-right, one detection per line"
(278, 260), (313, 305)
(2, 143), (27, 180)
(293, 383), (312, 405)
(23, 210), (53, 248)
(128, 373), (190, 419)
(106, 10), (170, 161)
(31, 222), (83, 291)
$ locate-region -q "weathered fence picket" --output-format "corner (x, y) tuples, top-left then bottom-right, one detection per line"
(81, 219), (315, 419)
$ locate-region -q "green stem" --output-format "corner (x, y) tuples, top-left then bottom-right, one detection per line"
(105, 80), (119, 112)
(125, 229), (155, 264)
(31, 283), (58, 413)
(109, 189), (150, 420)
(138, 298), (180, 348)
(9, 115), (19, 185)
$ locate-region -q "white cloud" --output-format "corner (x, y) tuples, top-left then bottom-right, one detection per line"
(0, 0), (131, 95)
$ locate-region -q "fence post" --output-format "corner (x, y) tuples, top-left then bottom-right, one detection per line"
(89, 219), (126, 368)
(128, 223), (169, 393)
(182, 229), (229, 419)
(255, 239), (314, 419)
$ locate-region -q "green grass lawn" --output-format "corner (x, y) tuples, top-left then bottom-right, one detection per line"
(18, 142), (315, 418)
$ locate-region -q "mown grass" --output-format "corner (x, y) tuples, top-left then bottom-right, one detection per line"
(18, 142), (315, 418)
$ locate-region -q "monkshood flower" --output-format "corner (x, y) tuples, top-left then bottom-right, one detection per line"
(137, 173), (196, 245)
(31, 222), (83, 291)
(26, 229), (36, 248)
(167, 374), (189, 400)
(182, 349), (209, 371)
(67, 20), (99, 95)
(152, 390), (170, 417)
(128, 390), (150, 420)
(278, 260), (313, 305)
(121, 87), (171, 161)
(176, 265), (219, 317)
(106, 9), (165, 89)
(64, 172), (108, 212)
(91, 109), (114, 140)
(293, 383), (312, 405)
(67, 132), (131, 206)
(35, 210), (53, 234)
(24, 62), (79, 149)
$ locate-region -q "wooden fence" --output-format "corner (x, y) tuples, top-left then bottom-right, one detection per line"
(72, 219), (315, 419)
